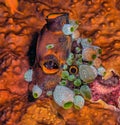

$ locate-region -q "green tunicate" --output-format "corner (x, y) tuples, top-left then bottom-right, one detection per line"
(62, 64), (68, 70)
(75, 54), (82, 59)
(74, 95), (85, 109)
(66, 58), (73, 66)
(74, 89), (80, 95)
(46, 44), (54, 49)
(68, 74), (75, 81)
(68, 52), (74, 59)
(76, 58), (82, 65)
(61, 71), (69, 79)
(33, 92), (39, 98)
(59, 80), (67, 86)
(79, 85), (92, 100)
(75, 47), (81, 53)
(74, 79), (81, 87)
(63, 102), (73, 109)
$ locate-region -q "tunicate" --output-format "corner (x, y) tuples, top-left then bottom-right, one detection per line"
(62, 24), (74, 35)
(81, 38), (92, 48)
(74, 79), (81, 87)
(53, 85), (74, 109)
(82, 47), (97, 61)
(59, 80), (67, 86)
(32, 85), (42, 98)
(68, 74), (76, 81)
(75, 47), (81, 53)
(80, 85), (92, 100)
(74, 95), (85, 109)
(61, 71), (69, 79)
(79, 65), (97, 83)
(24, 69), (33, 82)
(97, 66), (106, 76)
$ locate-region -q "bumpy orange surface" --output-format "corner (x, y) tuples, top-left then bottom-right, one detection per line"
(0, 0), (120, 125)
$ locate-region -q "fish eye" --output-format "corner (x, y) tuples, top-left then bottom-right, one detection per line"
(69, 65), (78, 74)
(44, 60), (59, 69)
(41, 55), (59, 74)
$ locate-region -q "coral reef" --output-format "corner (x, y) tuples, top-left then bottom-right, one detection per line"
(0, 0), (120, 125)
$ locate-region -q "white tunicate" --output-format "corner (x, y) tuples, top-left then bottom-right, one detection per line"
(53, 85), (74, 109)
(97, 66), (106, 76)
(79, 65), (97, 83)
(32, 85), (42, 98)
(72, 30), (80, 40)
(62, 24), (74, 35)
(24, 69), (33, 82)
(74, 95), (85, 109)
(81, 38), (92, 48)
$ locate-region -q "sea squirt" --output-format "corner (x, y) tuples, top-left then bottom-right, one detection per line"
(53, 85), (74, 109)
(74, 95), (85, 109)
(32, 85), (42, 99)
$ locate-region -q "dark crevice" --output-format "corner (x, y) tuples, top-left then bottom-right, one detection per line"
(27, 32), (38, 66)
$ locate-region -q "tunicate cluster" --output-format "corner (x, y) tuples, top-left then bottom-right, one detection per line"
(53, 19), (106, 110)
(62, 20), (79, 37)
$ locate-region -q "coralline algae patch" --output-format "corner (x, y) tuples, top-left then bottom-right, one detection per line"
(90, 78), (120, 108)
